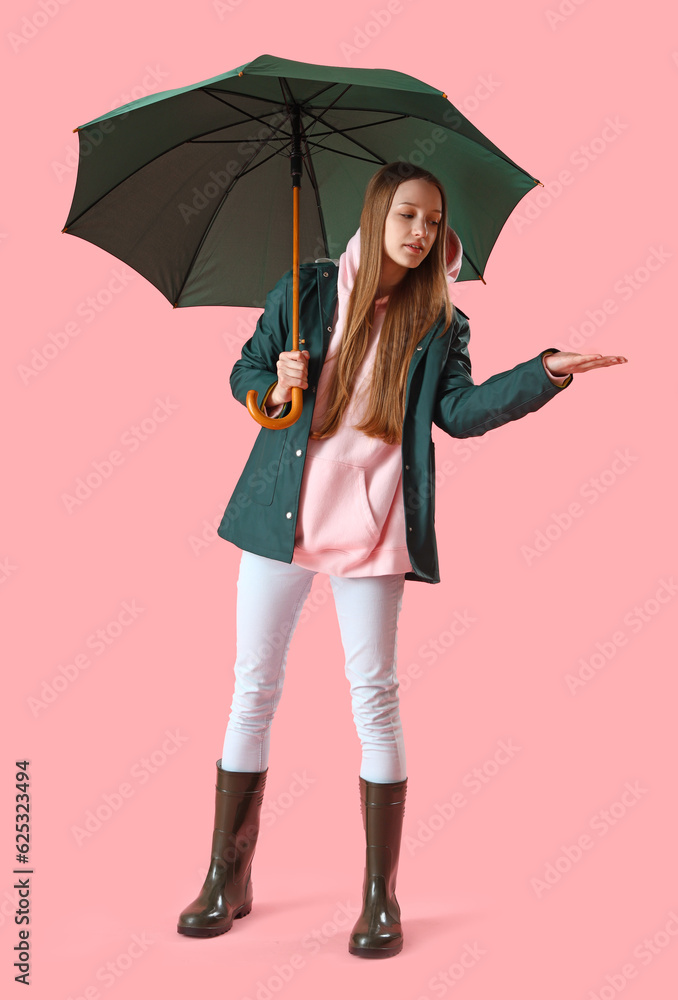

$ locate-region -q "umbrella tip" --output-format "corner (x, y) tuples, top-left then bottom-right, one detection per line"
(61, 226), (68, 233)
(73, 126), (80, 133)
(442, 92), (447, 99)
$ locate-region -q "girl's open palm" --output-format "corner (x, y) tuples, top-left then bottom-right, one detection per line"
(544, 352), (628, 376)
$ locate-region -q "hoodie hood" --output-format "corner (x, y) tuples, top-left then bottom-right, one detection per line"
(337, 224), (463, 309)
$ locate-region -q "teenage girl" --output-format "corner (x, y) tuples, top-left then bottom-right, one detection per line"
(177, 162), (627, 957)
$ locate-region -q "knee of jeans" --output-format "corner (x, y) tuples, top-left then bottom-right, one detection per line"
(352, 698), (403, 727)
(231, 687), (278, 719)
(352, 680), (400, 708)
(228, 706), (275, 733)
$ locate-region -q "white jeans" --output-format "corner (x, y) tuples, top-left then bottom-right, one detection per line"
(221, 551), (407, 783)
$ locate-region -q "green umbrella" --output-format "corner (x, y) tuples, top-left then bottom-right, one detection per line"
(63, 53), (541, 428)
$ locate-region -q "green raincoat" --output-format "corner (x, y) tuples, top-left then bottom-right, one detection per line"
(217, 262), (572, 583)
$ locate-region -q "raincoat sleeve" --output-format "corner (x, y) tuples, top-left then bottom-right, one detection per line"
(229, 270), (291, 416)
(433, 309), (572, 439)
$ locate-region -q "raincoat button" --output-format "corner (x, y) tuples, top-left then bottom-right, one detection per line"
(323, 272), (329, 277)
(405, 464), (410, 470)
(416, 346), (423, 351)
(327, 326), (332, 332)
(408, 527), (413, 532)
(286, 512), (292, 519)
(296, 449), (302, 457)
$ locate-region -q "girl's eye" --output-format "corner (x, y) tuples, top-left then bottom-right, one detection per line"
(400, 214), (440, 225)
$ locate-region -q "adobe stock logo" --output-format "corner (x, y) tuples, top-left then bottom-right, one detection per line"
(521, 449), (638, 566)
(18, 268), (137, 385)
(545, 0), (591, 30)
(556, 246), (672, 353)
(27, 600), (145, 717)
(564, 577), (677, 694)
(513, 117), (628, 234)
(530, 781), (648, 898)
(60, 397), (180, 513)
(339, 1), (409, 61)
(585, 910), (678, 1000)
(8, 0), (72, 55)
(70, 730), (189, 847)
(405, 739), (521, 855)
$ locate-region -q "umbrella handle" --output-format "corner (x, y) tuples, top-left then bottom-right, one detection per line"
(245, 386), (303, 429)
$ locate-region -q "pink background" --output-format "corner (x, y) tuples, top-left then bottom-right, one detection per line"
(3, 1), (677, 997)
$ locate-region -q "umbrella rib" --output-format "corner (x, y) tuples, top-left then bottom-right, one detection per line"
(173, 145), (284, 306)
(304, 144), (384, 165)
(299, 132), (329, 258)
(279, 76), (295, 109)
(202, 83), (369, 127)
(458, 247), (484, 282)
(300, 105), (387, 165)
(155, 83), (537, 182)
(202, 85), (349, 166)
(175, 134), (345, 306)
(299, 80), (351, 106)
(201, 89), (293, 139)
(188, 109), (272, 137)
(303, 114), (409, 138)
(305, 103), (537, 179)
(64, 117), (292, 230)
(191, 133), (385, 162)
(204, 81), (406, 143)
(255, 90), (537, 182)
(306, 82), (353, 116)
(231, 147), (293, 175)
(187, 116), (410, 167)
(202, 85), (286, 106)
(202, 82), (373, 142)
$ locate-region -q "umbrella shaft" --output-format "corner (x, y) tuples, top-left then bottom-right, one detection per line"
(292, 185), (299, 353)
(290, 104), (302, 189)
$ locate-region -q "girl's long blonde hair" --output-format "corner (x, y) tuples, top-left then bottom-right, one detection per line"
(311, 162), (455, 446)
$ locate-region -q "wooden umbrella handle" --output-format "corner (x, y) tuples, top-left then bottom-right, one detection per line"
(245, 385), (303, 429)
(246, 183), (303, 430)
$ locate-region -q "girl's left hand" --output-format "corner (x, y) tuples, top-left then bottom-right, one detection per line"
(544, 352), (628, 376)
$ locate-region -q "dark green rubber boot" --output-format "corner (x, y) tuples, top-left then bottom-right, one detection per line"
(349, 776), (407, 958)
(177, 761), (267, 938)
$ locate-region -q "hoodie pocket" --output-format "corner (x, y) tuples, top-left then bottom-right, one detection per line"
(295, 455), (380, 553)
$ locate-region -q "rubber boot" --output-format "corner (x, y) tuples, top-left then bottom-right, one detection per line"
(348, 776), (407, 958)
(177, 761), (267, 937)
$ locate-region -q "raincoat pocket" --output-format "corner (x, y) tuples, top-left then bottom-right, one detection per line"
(242, 427), (287, 506)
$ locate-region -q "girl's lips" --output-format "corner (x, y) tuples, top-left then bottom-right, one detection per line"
(404, 244), (423, 254)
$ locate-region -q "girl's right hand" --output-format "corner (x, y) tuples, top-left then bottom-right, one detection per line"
(268, 350), (310, 406)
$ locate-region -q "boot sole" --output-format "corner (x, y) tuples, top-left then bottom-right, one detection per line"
(348, 939), (403, 959)
(177, 903), (252, 937)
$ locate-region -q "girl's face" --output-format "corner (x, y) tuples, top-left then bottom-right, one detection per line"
(382, 178), (443, 276)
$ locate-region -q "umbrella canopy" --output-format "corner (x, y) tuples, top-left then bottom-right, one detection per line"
(63, 53), (540, 310)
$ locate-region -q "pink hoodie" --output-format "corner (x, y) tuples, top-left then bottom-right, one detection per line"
(291, 226), (463, 577)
